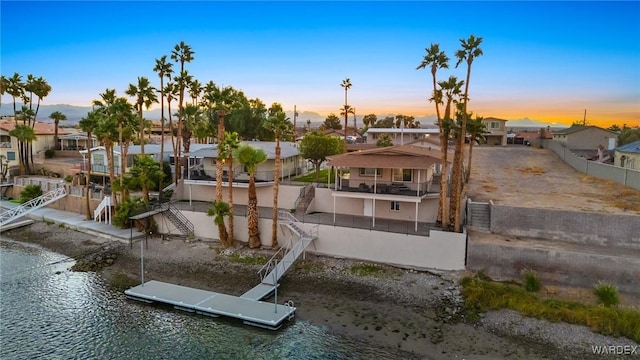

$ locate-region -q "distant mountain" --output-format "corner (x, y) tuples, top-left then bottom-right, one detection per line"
(504, 117), (568, 129)
(0, 103), (93, 125)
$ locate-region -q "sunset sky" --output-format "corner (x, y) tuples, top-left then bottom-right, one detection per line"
(1, 1), (639, 127)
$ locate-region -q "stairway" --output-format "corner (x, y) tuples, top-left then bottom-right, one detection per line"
(467, 200), (490, 231)
(240, 211), (318, 301)
(94, 196), (113, 224)
(295, 184), (315, 216)
(0, 187), (67, 227)
(159, 202), (194, 237)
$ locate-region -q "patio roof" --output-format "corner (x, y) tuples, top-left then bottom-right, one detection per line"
(327, 144), (445, 169)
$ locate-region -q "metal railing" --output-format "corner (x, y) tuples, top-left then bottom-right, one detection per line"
(0, 187), (67, 227)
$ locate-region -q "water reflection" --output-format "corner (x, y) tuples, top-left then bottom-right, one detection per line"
(0, 238), (421, 360)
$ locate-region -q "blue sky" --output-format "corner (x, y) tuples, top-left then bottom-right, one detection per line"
(1, 1), (639, 127)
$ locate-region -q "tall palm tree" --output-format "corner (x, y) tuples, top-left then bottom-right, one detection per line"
(79, 110), (100, 219)
(265, 108), (290, 249)
(49, 111), (67, 150)
(217, 131), (240, 245)
(153, 55), (173, 197)
(163, 82), (179, 184)
(6, 72), (24, 118)
(450, 34), (483, 232)
(417, 43), (450, 227)
(189, 79), (203, 105)
(340, 78), (352, 140)
(465, 115), (486, 182)
(126, 76), (157, 155)
(171, 42), (195, 184)
(0, 75), (9, 111)
(234, 144), (267, 248)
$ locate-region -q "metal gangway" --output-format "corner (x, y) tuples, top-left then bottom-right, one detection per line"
(0, 187), (67, 228)
(240, 211), (318, 301)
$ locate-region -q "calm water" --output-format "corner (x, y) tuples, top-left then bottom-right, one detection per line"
(0, 237), (417, 360)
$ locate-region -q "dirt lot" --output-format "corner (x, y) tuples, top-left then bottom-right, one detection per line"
(465, 146), (640, 214)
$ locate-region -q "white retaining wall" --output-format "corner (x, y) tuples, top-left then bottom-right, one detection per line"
(155, 210), (467, 271)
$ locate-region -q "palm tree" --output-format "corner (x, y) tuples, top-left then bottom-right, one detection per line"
(153, 55), (173, 197)
(49, 111), (67, 150)
(163, 82), (179, 184)
(128, 155), (163, 205)
(207, 201), (231, 246)
(340, 78), (352, 140)
(450, 34), (483, 232)
(265, 108), (290, 248)
(339, 105), (355, 137)
(234, 144), (267, 248)
(126, 76), (158, 155)
(8, 123), (36, 176)
(0, 75), (8, 111)
(6, 72), (24, 117)
(362, 114), (377, 128)
(217, 131), (240, 245)
(171, 42), (195, 184)
(417, 43), (450, 227)
(189, 79), (203, 105)
(465, 115), (486, 182)
(79, 110), (99, 219)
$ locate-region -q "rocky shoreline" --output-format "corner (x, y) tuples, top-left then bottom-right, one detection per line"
(2, 221), (637, 360)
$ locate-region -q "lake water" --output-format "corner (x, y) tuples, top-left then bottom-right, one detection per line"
(0, 237), (419, 360)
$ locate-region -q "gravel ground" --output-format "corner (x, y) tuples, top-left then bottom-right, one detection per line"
(2, 221), (638, 359)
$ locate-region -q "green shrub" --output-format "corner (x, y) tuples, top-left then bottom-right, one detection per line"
(64, 175), (73, 183)
(522, 268), (542, 292)
(19, 184), (43, 203)
(44, 149), (55, 158)
(350, 263), (384, 277)
(113, 197), (145, 228)
(593, 281), (619, 307)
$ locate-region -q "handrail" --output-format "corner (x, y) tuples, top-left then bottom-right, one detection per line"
(93, 196), (112, 222)
(168, 203), (194, 235)
(0, 187), (67, 227)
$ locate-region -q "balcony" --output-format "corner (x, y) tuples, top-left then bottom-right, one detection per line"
(334, 179), (439, 197)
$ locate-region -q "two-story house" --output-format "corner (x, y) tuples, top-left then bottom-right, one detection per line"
(325, 144), (448, 230)
(481, 117), (508, 146)
(552, 125), (618, 150)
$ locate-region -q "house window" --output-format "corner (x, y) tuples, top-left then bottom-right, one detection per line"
(7, 151), (15, 161)
(359, 168), (382, 177)
(393, 168), (412, 182)
(490, 122), (500, 129)
(390, 201), (400, 211)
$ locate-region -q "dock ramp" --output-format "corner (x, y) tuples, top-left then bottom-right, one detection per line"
(0, 187), (67, 228)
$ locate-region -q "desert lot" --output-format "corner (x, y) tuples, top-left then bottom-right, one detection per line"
(465, 146), (640, 214)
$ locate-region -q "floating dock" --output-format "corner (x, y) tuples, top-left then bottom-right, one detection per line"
(125, 280), (295, 330)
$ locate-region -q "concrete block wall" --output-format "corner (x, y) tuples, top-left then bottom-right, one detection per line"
(490, 205), (640, 249)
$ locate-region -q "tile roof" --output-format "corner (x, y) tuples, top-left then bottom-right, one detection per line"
(0, 120), (69, 135)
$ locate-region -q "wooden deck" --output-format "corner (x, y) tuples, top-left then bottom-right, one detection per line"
(125, 281), (295, 330)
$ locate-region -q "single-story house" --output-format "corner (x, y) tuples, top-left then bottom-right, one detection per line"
(363, 127), (440, 146)
(615, 140), (640, 169)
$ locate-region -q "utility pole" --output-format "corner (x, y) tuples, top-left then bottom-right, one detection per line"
(293, 105), (297, 142)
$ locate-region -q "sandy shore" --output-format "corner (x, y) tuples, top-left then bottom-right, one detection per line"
(3, 222), (637, 360)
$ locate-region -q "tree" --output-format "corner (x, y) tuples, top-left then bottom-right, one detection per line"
(265, 106), (290, 248)
(170, 41), (195, 185)
(322, 113), (342, 130)
(376, 133), (393, 147)
(153, 55), (174, 199)
(218, 131), (240, 245)
(234, 144), (267, 248)
(128, 155), (163, 205)
(607, 124), (621, 132)
(340, 105), (355, 133)
(374, 116), (395, 128)
(619, 127), (640, 146)
(126, 76), (157, 155)
(207, 201), (231, 246)
(0, 75), (8, 112)
(362, 114), (377, 128)
(340, 78), (352, 140)
(79, 110), (100, 219)
(450, 34), (483, 232)
(49, 111), (67, 150)
(9, 122), (36, 176)
(418, 42), (450, 228)
(299, 132), (345, 181)
(465, 115), (486, 182)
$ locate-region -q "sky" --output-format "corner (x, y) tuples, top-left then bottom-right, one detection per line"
(1, 1), (639, 128)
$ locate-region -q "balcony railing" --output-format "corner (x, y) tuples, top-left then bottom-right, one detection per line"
(334, 179), (439, 196)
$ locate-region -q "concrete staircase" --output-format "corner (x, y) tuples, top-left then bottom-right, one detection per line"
(467, 200), (490, 231)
